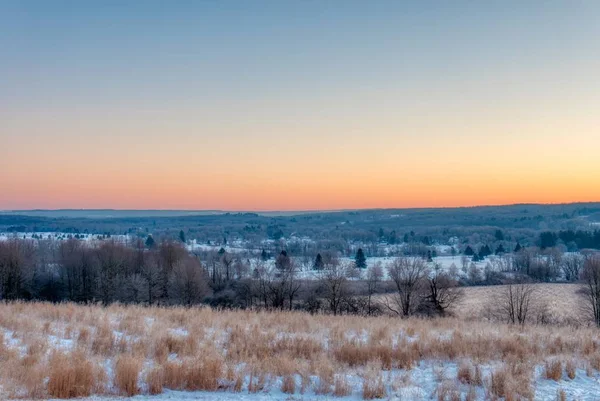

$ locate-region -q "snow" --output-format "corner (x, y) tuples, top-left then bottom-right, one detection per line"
(22, 362), (600, 400)
(0, 232), (131, 243)
(4, 321), (600, 400)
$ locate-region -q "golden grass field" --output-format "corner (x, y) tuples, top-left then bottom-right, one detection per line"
(456, 283), (584, 323)
(1, 298), (600, 400)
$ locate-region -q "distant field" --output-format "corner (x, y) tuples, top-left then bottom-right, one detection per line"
(456, 283), (585, 323)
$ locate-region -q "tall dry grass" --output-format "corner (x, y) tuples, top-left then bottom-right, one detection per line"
(0, 301), (599, 399)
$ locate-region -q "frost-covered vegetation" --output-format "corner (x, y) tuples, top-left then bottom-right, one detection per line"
(1, 303), (600, 400)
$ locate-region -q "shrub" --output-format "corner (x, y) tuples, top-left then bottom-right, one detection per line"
(145, 367), (164, 395)
(114, 355), (142, 396)
(281, 375), (295, 394)
(47, 351), (95, 398)
(565, 360), (576, 380)
(544, 360), (562, 381)
(362, 375), (386, 400)
(333, 375), (352, 397)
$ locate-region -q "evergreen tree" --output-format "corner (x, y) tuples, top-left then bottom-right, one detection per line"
(495, 229), (505, 241)
(514, 242), (522, 253)
(479, 245), (491, 258)
(464, 246), (474, 256)
(388, 230), (397, 245)
(261, 249), (268, 261)
(472, 253), (481, 262)
(145, 235), (155, 249)
(539, 231), (558, 249)
(495, 244), (506, 255)
(355, 248), (367, 268)
(276, 250), (291, 270)
(218, 247), (226, 255)
(314, 253), (324, 270)
(179, 230), (186, 243)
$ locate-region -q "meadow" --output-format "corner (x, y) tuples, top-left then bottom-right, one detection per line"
(1, 301), (599, 401)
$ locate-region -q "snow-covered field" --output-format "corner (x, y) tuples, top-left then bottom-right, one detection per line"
(0, 232), (131, 243)
(1, 303), (599, 400)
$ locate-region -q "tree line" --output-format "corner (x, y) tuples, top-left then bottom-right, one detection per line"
(2, 237), (600, 326)
(0, 238), (462, 318)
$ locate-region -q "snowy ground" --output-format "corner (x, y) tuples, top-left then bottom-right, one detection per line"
(16, 363), (600, 401)
(3, 302), (600, 401)
(0, 232), (131, 243)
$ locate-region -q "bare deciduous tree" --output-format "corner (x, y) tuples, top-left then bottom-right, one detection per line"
(168, 257), (210, 306)
(562, 253), (584, 282)
(365, 263), (383, 315)
(140, 252), (163, 304)
(386, 257), (428, 317)
(422, 264), (463, 316)
(320, 261), (350, 316)
(498, 283), (537, 325)
(0, 239), (35, 300)
(580, 255), (600, 327)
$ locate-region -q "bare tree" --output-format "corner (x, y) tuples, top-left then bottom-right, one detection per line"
(562, 253), (584, 282)
(252, 261), (272, 308)
(386, 257), (428, 317)
(220, 251), (234, 282)
(497, 283), (537, 325)
(95, 241), (128, 305)
(365, 263), (383, 315)
(422, 264), (463, 316)
(285, 260), (302, 311)
(158, 240), (188, 298)
(122, 273), (148, 303)
(580, 255), (600, 327)
(168, 257), (211, 306)
(140, 252), (163, 304)
(320, 261), (350, 316)
(0, 239), (35, 300)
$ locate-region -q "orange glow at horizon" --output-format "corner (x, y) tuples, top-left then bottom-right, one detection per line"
(3, 101), (600, 211)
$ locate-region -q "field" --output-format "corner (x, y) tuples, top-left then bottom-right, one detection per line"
(1, 302), (600, 401)
(456, 283), (583, 323)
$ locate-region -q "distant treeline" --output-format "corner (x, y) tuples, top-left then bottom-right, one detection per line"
(539, 230), (600, 250)
(2, 203), (600, 250)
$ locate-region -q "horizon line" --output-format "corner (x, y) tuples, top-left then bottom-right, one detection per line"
(2, 200), (600, 215)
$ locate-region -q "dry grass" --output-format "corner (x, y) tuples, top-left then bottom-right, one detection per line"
(114, 355), (142, 396)
(456, 361), (482, 386)
(565, 359), (577, 380)
(0, 301), (599, 399)
(333, 375), (352, 397)
(544, 359), (563, 381)
(47, 350), (96, 398)
(457, 283), (582, 323)
(281, 374), (296, 394)
(488, 362), (533, 401)
(362, 373), (386, 400)
(145, 367), (164, 395)
(437, 380), (461, 401)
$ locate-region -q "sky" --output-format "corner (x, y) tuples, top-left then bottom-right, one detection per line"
(1, 1), (599, 211)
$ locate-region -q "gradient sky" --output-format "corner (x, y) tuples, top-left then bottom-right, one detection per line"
(1, 1), (599, 211)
